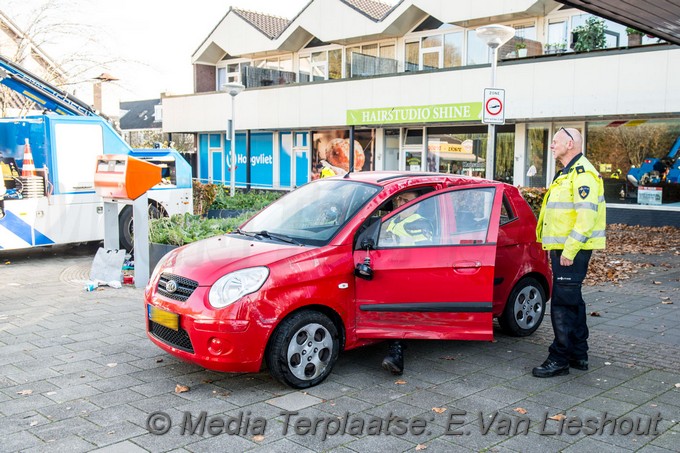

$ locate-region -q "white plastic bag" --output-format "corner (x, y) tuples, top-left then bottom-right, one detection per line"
(90, 248), (125, 283)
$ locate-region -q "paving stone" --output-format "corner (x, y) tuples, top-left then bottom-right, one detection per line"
(266, 392), (323, 412)
(90, 440), (150, 452)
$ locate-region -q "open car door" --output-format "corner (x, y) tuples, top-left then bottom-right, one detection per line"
(354, 184), (504, 341)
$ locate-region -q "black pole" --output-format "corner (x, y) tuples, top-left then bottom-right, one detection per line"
(246, 129), (251, 192)
(348, 126), (355, 176)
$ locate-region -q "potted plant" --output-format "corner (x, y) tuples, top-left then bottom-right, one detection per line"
(626, 27), (644, 46)
(555, 42), (567, 54)
(515, 40), (528, 58)
(543, 43), (553, 55)
(572, 17), (607, 52)
(148, 212), (253, 273)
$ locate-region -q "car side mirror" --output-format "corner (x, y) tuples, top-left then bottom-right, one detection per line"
(355, 216), (380, 251)
(354, 257), (373, 280)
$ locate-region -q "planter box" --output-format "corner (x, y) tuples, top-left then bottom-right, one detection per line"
(149, 242), (179, 276)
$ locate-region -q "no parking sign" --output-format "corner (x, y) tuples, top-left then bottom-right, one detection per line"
(483, 88), (505, 124)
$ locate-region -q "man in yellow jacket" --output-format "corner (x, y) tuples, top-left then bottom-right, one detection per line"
(533, 127), (606, 378)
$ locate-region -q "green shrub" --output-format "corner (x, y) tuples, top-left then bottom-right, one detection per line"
(519, 187), (547, 218)
(149, 212), (253, 246)
(192, 180), (220, 216)
(209, 188), (285, 211)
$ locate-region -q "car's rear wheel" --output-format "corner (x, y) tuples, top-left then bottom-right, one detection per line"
(266, 310), (340, 389)
(499, 277), (546, 337)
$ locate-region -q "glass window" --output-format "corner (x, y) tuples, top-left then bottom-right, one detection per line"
(466, 30), (490, 65)
(548, 20), (568, 47)
(216, 67), (226, 91)
(525, 126), (549, 188)
(380, 44), (395, 60)
(500, 195), (517, 225)
(404, 128), (423, 146)
(345, 46), (360, 77)
(442, 188), (495, 244)
(427, 128), (483, 176)
(299, 55), (311, 82)
(444, 32), (463, 67)
(405, 42), (419, 72)
(379, 195), (440, 247)
(422, 51), (440, 70)
(328, 49), (342, 79)
(362, 44), (378, 57)
(495, 131), (515, 184)
(422, 35), (442, 48)
(384, 129), (400, 170)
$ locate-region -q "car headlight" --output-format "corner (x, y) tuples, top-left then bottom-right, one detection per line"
(208, 267), (269, 309)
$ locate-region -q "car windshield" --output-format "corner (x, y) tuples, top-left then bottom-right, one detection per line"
(241, 180), (381, 246)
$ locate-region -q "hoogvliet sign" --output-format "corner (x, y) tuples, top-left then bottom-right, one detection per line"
(347, 102), (482, 126)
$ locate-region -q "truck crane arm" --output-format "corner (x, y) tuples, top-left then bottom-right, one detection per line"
(0, 54), (96, 117)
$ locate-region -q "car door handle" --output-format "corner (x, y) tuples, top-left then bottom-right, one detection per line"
(453, 261), (481, 269)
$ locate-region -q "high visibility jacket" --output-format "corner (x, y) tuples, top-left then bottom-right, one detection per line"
(386, 213), (427, 245)
(320, 167), (336, 178)
(536, 155), (606, 260)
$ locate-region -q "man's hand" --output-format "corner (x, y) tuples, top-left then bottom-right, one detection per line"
(560, 255), (574, 266)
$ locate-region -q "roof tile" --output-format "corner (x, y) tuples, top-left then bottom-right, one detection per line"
(342, 0), (394, 21)
(233, 8), (291, 39)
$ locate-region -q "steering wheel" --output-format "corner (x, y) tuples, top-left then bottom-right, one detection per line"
(404, 218), (435, 243)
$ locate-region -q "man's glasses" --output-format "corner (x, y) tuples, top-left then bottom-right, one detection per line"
(560, 127), (574, 141)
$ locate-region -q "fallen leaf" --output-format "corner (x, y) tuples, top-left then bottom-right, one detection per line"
(439, 356), (456, 361)
(216, 391), (230, 397)
(675, 383), (680, 388)
(156, 358), (164, 363)
(653, 281), (662, 285)
(175, 384), (190, 393)
(252, 435), (265, 442)
(589, 312), (601, 317)
(549, 414), (566, 421)
(29, 421), (38, 426)
(432, 407), (447, 414)
(4, 261), (10, 265)
(416, 444), (428, 451)
(514, 407), (528, 415)
(662, 301), (673, 305)
(202, 379), (213, 384)
(604, 362), (612, 365)
(395, 379), (407, 385)
(106, 363), (117, 368)
(17, 389), (32, 396)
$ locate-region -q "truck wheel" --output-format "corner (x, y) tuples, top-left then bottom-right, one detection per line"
(266, 310), (340, 389)
(118, 204), (162, 252)
(498, 277), (546, 337)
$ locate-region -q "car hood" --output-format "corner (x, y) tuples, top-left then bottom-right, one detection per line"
(157, 234), (312, 286)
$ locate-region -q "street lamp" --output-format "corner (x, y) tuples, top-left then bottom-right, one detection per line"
(221, 82), (245, 197)
(476, 24), (515, 181)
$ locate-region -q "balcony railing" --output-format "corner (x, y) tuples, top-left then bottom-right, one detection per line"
(350, 53), (398, 77)
(241, 66), (297, 88)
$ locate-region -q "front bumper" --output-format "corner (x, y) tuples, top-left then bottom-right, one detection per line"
(144, 285), (270, 373)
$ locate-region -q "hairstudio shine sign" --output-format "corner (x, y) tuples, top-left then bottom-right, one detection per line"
(346, 102), (482, 126)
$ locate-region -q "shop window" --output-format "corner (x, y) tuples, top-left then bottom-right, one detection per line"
(384, 129), (400, 171)
(328, 49), (342, 79)
(404, 128), (423, 146)
(525, 126), (549, 188)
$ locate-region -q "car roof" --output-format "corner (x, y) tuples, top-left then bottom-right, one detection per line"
(337, 171), (503, 188)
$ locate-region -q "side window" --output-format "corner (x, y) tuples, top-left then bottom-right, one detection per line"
(500, 195), (517, 225)
(378, 196), (440, 248)
(442, 188), (495, 245)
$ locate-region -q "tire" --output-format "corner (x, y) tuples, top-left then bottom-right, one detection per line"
(118, 204), (162, 252)
(498, 277), (546, 337)
(265, 310), (340, 389)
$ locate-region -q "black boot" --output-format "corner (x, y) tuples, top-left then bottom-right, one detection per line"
(382, 341), (405, 375)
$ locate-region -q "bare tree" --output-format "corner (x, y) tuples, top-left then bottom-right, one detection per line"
(1, 0), (123, 116)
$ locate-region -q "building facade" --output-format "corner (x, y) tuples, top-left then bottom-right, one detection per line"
(162, 0), (680, 206)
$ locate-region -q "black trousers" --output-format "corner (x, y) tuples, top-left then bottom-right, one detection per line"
(547, 249), (592, 365)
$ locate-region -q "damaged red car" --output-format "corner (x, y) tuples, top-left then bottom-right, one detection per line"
(145, 172), (551, 388)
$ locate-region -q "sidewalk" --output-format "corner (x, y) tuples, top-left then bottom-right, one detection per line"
(0, 243), (678, 452)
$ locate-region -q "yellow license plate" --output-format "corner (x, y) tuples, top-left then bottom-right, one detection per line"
(149, 305), (179, 331)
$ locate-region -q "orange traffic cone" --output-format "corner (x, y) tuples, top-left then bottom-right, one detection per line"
(21, 138), (36, 177)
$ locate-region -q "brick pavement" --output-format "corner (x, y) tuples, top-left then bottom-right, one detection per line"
(0, 243), (678, 452)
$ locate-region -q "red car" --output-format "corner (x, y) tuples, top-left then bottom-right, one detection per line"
(145, 172), (551, 388)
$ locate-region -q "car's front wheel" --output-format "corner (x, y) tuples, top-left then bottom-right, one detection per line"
(499, 277), (546, 336)
(266, 310), (340, 389)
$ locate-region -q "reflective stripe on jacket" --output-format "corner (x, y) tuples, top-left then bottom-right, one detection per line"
(387, 213), (427, 245)
(320, 167), (336, 178)
(536, 155), (606, 260)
